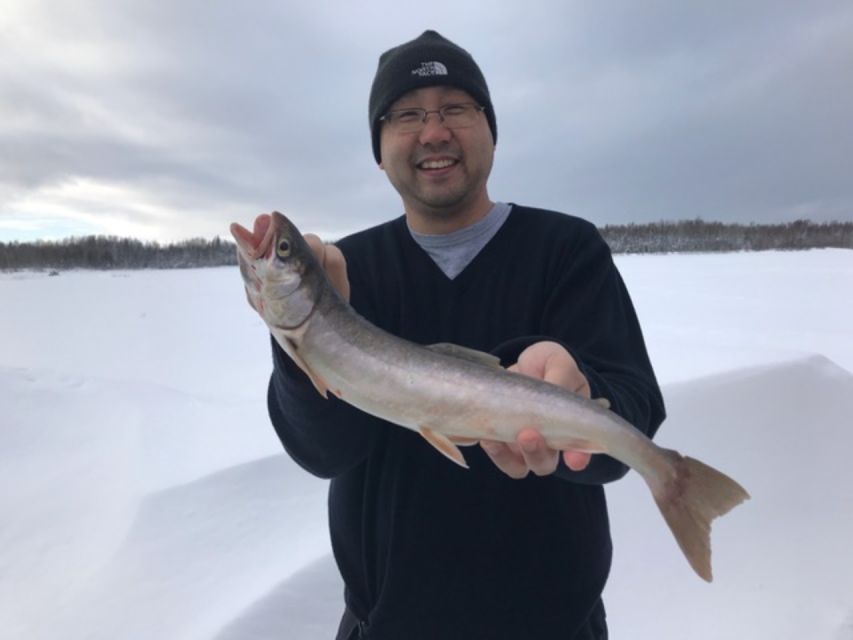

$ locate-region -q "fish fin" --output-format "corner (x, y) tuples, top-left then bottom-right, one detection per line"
(426, 343), (502, 369)
(595, 397), (611, 410)
(280, 336), (329, 399)
(420, 427), (469, 468)
(649, 450), (750, 582)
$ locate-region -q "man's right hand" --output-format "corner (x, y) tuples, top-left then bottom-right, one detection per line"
(302, 232), (350, 302)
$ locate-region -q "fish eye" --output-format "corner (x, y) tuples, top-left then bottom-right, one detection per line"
(276, 239), (291, 257)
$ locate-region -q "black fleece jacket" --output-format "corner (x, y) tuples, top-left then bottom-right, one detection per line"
(267, 205), (665, 639)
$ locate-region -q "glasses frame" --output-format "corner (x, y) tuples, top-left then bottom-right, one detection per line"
(379, 102), (485, 132)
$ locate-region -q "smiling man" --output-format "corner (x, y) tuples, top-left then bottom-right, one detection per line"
(252, 30), (665, 639)
(376, 86), (495, 233)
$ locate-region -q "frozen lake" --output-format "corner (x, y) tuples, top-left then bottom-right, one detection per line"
(1, 249), (852, 639)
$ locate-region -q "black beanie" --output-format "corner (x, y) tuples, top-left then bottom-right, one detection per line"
(368, 30), (497, 164)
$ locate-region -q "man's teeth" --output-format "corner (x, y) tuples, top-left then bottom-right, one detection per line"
(420, 159), (456, 169)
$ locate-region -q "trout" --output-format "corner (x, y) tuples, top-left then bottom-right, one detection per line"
(231, 211), (749, 582)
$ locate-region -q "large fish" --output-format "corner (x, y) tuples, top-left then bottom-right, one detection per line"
(231, 211), (749, 582)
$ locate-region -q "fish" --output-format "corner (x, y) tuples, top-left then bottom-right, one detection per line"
(230, 211), (750, 582)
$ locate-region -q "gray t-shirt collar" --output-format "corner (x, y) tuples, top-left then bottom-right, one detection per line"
(407, 202), (512, 279)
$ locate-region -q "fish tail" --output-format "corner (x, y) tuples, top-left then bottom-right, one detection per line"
(648, 449), (750, 582)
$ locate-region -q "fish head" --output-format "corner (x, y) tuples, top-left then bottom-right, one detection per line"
(230, 211), (326, 330)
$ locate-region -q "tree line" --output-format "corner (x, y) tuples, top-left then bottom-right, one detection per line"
(0, 235), (235, 271)
(600, 219), (853, 254)
(1, 219), (851, 270)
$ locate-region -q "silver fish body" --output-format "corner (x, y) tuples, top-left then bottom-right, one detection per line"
(292, 299), (647, 461)
(231, 211), (749, 582)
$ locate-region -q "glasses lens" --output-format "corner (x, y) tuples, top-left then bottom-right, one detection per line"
(392, 109), (425, 133)
(385, 104), (481, 133)
(441, 104), (476, 127)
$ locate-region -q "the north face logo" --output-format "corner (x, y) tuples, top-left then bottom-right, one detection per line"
(411, 61), (448, 77)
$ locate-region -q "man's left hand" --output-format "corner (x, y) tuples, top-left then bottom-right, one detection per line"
(480, 341), (593, 479)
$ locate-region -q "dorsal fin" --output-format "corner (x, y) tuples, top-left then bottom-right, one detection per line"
(426, 343), (502, 369)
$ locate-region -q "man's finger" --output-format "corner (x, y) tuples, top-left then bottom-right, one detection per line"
(516, 428), (559, 476)
(563, 450), (592, 471)
(302, 235), (350, 301)
(481, 441), (529, 479)
(304, 234), (325, 263)
(323, 243), (350, 301)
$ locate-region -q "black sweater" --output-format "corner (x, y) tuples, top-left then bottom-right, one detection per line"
(267, 205), (665, 639)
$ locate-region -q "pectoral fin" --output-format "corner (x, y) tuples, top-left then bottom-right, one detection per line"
(420, 427), (469, 468)
(281, 336), (329, 399)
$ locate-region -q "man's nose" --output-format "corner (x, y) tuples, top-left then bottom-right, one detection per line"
(418, 113), (453, 145)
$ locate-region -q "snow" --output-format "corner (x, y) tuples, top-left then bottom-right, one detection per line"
(1, 249), (852, 639)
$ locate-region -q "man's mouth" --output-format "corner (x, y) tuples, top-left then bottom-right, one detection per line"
(417, 158), (458, 171)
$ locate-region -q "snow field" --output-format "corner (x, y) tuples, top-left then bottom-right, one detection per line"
(1, 249), (851, 639)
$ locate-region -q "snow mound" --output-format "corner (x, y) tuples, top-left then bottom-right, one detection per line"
(0, 365), (300, 640)
(605, 354), (853, 639)
(213, 554), (342, 640)
(19, 454), (329, 640)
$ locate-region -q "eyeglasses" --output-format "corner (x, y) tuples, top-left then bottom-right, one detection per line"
(379, 102), (485, 134)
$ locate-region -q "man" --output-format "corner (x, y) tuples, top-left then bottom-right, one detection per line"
(247, 30), (665, 639)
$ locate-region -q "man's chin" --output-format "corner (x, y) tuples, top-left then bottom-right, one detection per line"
(413, 187), (470, 213)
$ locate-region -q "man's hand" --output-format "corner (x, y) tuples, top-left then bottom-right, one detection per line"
(303, 233), (350, 301)
(480, 341), (593, 479)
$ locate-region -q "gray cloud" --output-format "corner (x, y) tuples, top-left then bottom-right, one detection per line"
(1, 0), (851, 242)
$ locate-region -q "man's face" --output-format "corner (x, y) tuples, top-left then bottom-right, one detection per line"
(379, 86), (495, 218)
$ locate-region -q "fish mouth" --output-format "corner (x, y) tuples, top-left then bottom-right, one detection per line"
(230, 212), (286, 262)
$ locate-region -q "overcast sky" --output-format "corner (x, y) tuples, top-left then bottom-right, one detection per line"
(2, 0), (851, 243)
